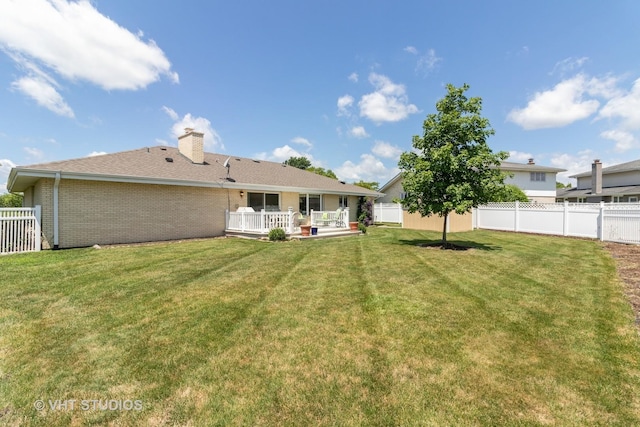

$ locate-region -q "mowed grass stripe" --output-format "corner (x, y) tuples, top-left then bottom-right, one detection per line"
(1, 228), (640, 426)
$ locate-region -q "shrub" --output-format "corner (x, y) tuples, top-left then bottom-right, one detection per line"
(358, 223), (367, 234)
(268, 227), (287, 241)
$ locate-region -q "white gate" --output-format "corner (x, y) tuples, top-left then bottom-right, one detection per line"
(373, 203), (403, 224)
(0, 206), (41, 255)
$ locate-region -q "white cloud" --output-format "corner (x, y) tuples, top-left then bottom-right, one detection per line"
(348, 72), (359, 83)
(255, 145), (315, 164)
(155, 138), (170, 146)
(507, 151), (534, 163)
(335, 153), (395, 182)
(600, 129), (639, 152)
(403, 46), (418, 55)
(11, 74), (74, 118)
(598, 78), (640, 129)
(0, 159), (17, 194)
(550, 57), (589, 76)
(23, 147), (45, 163)
(0, 0), (178, 91)
(372, 141), (402, 159)
(549, 150), (596, 184)
(291, 137), (313, 148)
(87, 151), (107, 157)
(337, 95), (354, 116)
(359, 73), (418, 123)
(416, 49), (442, 75)
(349, 126), (369, 138)
(507, 74), (601, 130)
(163, 107), (223, 151)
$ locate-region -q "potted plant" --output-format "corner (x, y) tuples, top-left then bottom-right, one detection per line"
(299, 214), (311, 236)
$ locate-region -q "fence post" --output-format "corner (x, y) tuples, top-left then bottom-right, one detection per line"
(398, 203), (403, 227)
(598, 201), (605, 241)
(563, 201), (569, 236)
(514, 201), (520, 232)
(261, 209), (266, 232)
(288, 207), (294, 234)
(33, 205), (41, 251)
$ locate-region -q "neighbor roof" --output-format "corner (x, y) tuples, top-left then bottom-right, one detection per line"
(379, 160), (566, 193)
(556, 185), (640, 198)
(8, 146), (381, 197)
(571, 159), (640, 178)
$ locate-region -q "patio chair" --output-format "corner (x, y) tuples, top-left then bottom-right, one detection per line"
(334, 208), (345, 227)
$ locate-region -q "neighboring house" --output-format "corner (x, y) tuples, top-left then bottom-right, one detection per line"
(557, 159), (640, 203)
(7, 129), (380, 249)
(378, 159), (565, 204)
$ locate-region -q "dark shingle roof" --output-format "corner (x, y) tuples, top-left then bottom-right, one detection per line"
(9, 146), (381, 196)
(557, 185), (640, 198)
(571, 159), (640, 178)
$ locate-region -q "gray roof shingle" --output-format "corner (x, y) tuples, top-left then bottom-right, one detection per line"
(9, 146), (381, 196)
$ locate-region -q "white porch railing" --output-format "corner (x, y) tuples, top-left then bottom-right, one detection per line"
(226, 207), (350, 234)
(226, 208), (298, 234)
(310, 208), (349, 228)
(0, 206), (42, 255)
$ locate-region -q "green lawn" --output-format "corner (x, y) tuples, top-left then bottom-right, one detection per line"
(1, 228), (640, 426)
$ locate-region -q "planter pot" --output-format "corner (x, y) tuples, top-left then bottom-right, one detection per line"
(311, 227), (318, 236)
(349, 222), (359, 231)
(300, 225), (311, 236)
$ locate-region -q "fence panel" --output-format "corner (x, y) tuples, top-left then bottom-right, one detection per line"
(603, 208), (640, 244)
(475, 202), (640, 244)
(0, 206), (41, 255)
(373, 203), (403, 224)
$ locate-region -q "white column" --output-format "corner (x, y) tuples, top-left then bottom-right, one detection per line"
(598, 201), (605, 241)
(34, 205), (42, 251)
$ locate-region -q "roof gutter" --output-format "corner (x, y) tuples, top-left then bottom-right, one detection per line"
(53, 172), (60, 249)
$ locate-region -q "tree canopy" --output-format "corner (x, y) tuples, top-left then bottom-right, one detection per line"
(307, 166), (338, 180)
(491, 184), (529, 203)
(283, 156), (312, 170)
(0, 193), (23, 207)
(398, 83), (508, 246)
(353, 180), (379, 191)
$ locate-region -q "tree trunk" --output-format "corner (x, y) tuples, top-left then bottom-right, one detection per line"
(442, 213), (448, 247)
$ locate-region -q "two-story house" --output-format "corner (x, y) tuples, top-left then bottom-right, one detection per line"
(556, 159), (640, 203)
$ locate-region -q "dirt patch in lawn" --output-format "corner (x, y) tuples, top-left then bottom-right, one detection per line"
(417, 242), (474, 251)
(603, 242), (640, 327)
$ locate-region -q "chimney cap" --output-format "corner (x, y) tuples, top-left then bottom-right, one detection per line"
(594, 159), (601, 163)
(184, 127), (194, 134)
(527, 158), (535, 165)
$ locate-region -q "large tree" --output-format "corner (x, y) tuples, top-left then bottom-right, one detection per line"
(283, 156), (312, 170)
(0, 193), (23, 207)
(398, 83), (508, 247)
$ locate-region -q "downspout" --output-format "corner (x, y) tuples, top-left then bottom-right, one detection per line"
(53, 172), (60, 249)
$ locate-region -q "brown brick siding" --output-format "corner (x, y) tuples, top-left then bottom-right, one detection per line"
(54, 180), (228, 248)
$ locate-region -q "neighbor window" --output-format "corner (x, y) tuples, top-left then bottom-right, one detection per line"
(530, 172), (546, 182)
(577, 197), (586, 203)
(630, 196), (639, 203)
(613, 196), (623, 203)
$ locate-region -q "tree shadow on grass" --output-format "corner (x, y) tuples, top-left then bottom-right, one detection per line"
(396, 238), (501, 251)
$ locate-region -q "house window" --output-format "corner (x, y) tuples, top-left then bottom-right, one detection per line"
(248, 192), (280, 211)
(339, 196), (348, 208)
(530, 172), (546, 182)
(613, 196), (623, 203)
(299, 194), (322, 215)
(577, 197), (586, 203)
(630, 197), (639, 203)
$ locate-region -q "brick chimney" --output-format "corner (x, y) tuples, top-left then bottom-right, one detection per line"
(527, 158), (535, 165)
(178, 128), (204, 164)
(591, 159), (602, 194)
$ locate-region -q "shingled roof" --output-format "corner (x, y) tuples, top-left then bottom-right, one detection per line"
(8, 146), (381, 197)
(570, 159), (640, 178)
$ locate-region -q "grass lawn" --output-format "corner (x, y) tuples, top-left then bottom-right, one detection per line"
(1, 228), (640, 426)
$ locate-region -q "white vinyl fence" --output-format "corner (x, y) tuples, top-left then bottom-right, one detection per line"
(373, 203), (403, 224)
(474, 202), (640, 244)
(0, 206), (42, 255)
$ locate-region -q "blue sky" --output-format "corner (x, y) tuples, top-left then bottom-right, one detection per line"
(2, 0), (640, 193)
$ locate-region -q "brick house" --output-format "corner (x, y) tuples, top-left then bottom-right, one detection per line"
(7, 129), (380, 249)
